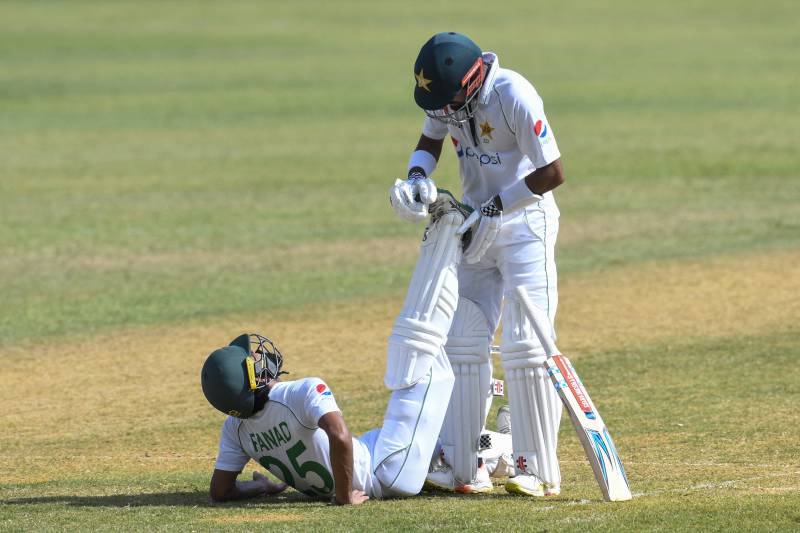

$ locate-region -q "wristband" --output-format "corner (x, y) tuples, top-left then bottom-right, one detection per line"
(498, 179), (543, 212)
(407, 150), (437, 178)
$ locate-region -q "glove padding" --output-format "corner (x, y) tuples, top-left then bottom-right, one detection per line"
(458, 197), (502, 264)
(389, 176), (438, 223)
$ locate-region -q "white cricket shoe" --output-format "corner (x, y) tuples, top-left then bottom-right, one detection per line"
(424, 463), (493, 494)
(506, 474), (560, 497)
(424, 462), (455, 491)
(454, 463), (493, 494)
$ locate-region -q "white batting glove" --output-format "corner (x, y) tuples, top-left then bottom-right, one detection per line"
(389, 173), (438, 223)
(408, 171), (438, 206)
(458, 197), (502, 264)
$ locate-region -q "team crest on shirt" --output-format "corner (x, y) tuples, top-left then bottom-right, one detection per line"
(316, 383), (332, 396)
(479, 120), (495, 142)
(534, 119), (548, 138)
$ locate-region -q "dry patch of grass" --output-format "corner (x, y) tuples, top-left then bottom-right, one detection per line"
(558, 247), (800, 355)
(0, 295), (399, 487)
(202, 512), (306, 523)
(0, 248), (797, 491)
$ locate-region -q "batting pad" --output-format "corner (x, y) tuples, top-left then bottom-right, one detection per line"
(501, 291), (562, 487)
(373, 346), (455, 496)
(385, 211), (462, 390)
(439, 297), (492, 484)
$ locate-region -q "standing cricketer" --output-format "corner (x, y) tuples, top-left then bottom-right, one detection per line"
(389, 32), (565, 496)
(202, 193), (470, 504)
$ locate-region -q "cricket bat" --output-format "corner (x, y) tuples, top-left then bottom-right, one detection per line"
(515, 286), (632, 502)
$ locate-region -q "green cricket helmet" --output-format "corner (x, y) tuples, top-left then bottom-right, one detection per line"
(413, 32), (486, 125)
(200, 333), (287, 418)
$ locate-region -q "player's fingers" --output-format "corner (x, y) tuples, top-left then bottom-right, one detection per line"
(267, 482), (289, 494)
(408, 202), (428, 222)
(389, 181), (405, 207)
(417, 179), (437, 204)
(425, 182), (438, 204)
(399, 181), (416, 205)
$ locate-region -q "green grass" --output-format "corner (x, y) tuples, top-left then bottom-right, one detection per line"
(1, 0), (799, 530)
(1, 0), (798, 344)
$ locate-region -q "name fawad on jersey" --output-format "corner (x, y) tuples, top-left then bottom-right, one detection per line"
(249, 422), (292, 452)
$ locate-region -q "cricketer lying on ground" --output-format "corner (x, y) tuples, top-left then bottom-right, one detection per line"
(210, 192), (469, 498)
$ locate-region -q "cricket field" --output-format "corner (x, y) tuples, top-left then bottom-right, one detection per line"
(1, 0), (798, 530)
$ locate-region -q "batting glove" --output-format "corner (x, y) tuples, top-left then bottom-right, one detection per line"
(389, 172), (438, 223)
(458, 196), (502, 264)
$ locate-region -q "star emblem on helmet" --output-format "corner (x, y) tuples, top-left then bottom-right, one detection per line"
(480, 120), (495, 140)
(415, 69), (432, 92)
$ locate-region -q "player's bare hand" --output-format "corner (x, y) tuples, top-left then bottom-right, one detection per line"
(253, 471), (288, 495)
(334, 489), (369, 505)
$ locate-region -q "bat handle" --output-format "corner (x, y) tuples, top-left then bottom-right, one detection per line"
(515, 286), (559, 357)
(456, 210), (480, 235)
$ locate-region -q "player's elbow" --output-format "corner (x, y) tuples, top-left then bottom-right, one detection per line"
(319, 411), (352, 446)
(328, 426), (352, 446)
(549, 159), (565, 189)
(209, 470), (238, 502)
(209, 484), (230, 503)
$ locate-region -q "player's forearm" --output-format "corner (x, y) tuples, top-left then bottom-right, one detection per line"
(210, 479), (264, 502)
(523, 159), (564, 195)
(414, 135), (444, 162)
(329, 433), (355, 504)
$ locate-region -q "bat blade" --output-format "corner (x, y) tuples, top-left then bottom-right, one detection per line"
(515, 287), (632, 502)
(545, 354), (632, 501)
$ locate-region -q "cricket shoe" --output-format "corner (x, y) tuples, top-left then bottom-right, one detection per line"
(454, 463), (493, 494)
(505, 474), (560, 497)
(424, 463), (493, 494)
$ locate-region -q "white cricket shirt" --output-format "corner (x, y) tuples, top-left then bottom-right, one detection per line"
(421, 53), (561, 211)
(214, 378), (375, 498)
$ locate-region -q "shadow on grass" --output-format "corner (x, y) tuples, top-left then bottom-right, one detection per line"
(4, 489), (593, 508)
(2, 491), (314, 508)
(418, 489), (594, 504)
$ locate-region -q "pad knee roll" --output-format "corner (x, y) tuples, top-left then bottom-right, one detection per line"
(385, 212), (462, 390)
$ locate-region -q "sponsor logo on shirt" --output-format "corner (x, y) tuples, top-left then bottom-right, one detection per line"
(464, 146), (502, 166)
(316, 383), (332, 396)
(534, 119), (548, 138)
(451, 137), (464, 157)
